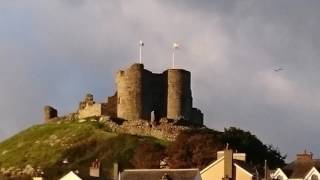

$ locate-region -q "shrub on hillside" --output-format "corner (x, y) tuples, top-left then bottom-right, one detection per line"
(167, 129), (223, 169)
(167, 127), (286, 170)
(131, 142), (165, 169)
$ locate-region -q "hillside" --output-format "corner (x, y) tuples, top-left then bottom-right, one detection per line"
(0, 118), (286, 179)
(0, 120), (168, 179)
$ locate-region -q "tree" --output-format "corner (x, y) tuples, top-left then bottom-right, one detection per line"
(222, 127), (286, 169)
(167, 127), (286, 170)
(131, 142), (165, 169)
(167, 129), (224, 169)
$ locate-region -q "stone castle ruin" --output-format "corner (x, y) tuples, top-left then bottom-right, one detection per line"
(116, 63), (203, 124)
(44, 63), (204, 139)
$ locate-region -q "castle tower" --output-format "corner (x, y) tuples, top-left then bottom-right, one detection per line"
(116, 63), (144, 120)
(165, 69), (192, 120)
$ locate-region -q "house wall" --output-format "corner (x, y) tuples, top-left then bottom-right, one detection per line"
(271, 169), (288, 180)
(201, 158), (254, 180)
(234, 165), (252, 180)
(201, 160), (224, 180)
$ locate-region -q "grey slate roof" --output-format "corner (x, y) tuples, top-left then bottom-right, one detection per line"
(282, 159), (320, 178)
(119, 169), (200, 180)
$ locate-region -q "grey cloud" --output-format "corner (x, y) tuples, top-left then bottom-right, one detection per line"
(0, 0), (320, 161)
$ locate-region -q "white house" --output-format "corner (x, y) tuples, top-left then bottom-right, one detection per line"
(60, 171), (82, 180)
(271, 151), (320, 180)
(119, 169), (201, 180)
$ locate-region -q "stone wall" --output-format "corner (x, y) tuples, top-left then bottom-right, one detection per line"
(104, 93), (117, 118)
(77, 94), (115, 119)
(78, 103), (104, 119)
(191, 108), (204, 125)
(100, 117), (199, 141)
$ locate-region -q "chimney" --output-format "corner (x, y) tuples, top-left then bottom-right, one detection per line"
(224, 148), (233, 179)
(296, 150), (313, 161)
(113, 162), (119, 180)
(89, 159), (100, 177)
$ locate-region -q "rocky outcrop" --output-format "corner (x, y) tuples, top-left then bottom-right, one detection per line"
(98, 116), (203, 141)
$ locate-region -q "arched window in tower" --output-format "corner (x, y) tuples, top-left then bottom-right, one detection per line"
(311, 174), (319, 180)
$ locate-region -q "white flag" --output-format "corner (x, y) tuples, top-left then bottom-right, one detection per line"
(139, 40), (144, 46)
(173, 43), (179, 49)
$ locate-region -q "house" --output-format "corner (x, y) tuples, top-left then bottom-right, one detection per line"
(33, 178), (44, 180)
(271, 150), (320, 180)
(60, 171), (82, 180)
(119, 169), (201, 180)
(200, 148), (258, 180)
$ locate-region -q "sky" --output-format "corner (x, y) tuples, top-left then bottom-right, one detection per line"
(1, 0), (320, 161)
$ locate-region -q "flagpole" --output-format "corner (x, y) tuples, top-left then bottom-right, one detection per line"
(139, 45), (142, 64)
(172, 43), (179, 69)
(139, 40), (144, 64)
(172, 50), (175, 68)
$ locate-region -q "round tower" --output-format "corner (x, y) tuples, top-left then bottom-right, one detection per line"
(165, 69), (192, 120)
(116, 63), (144, 120)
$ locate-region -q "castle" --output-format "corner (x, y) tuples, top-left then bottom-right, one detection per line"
(45, 63), (203, 126)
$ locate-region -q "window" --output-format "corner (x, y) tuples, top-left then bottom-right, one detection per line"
(311, 174), (319, 180)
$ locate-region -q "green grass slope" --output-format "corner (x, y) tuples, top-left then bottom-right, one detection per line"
(0, 121), (168, 179)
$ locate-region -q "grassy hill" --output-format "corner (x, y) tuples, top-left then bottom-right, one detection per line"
(0, 120), (168, 179)
(0, 119), (286, 180)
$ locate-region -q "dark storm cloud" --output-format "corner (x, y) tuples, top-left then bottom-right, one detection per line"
(1, 0), (320, 160)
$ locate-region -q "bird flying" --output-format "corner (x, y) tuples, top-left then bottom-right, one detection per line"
(274, 68), (283, 72)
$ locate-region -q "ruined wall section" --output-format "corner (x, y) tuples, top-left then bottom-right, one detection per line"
(78, 103), (104, 119)
(116, 64), (144, 120)
(150, 73), (166, 121)
(141, 69), (154, 121)
(44, 106), (58, 122)
(77, 93), (113, 119)
(191, 108), (203, 125)
(142, 70), (166, 122)
(165, 69), (192, 121)
(104, 93), (117, 118)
